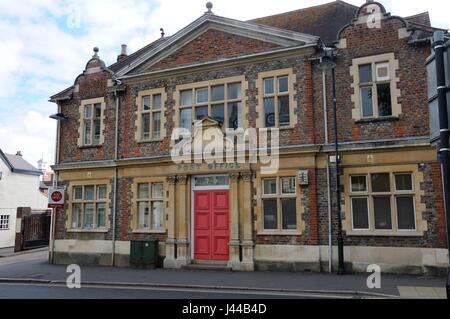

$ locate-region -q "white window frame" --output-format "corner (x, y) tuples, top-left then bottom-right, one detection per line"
(257, 68), (297, 129)
(358, 61), (393, 119)
(136, 182), (165, 231)
(83, 103), (102, 146)
(78, 97), (105, 147)
(261, 176), (298, 232)
(71, 184), (108, 230)
(350, 53), (402, 121)
(262, 75), (291, 128)
(140, 93), (163, 141)
(178, 81), (244, 132)
(0, 215), (10, 230)
(349, 172), (417, 234)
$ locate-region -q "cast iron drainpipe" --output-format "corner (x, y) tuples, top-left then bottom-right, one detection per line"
(111, 89), (120, 267)
(433, 31), (450, 299)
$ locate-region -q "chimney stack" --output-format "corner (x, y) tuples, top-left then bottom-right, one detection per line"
(16, 151), (22, 157)
(117, 44), (128, 62)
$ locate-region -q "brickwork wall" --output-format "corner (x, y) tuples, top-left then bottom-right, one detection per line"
(151, 29), (281, 71)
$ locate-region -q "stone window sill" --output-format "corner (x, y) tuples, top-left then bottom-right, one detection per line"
(78, 145), (103, 150)
(132, 229), (167, 234)
(137, 139), (164, 144)
(257, 231), (302, 236)
(67, 229), (108, 233)
(260, 126), (295, 131)
(346, 231), (423, 237)
(354, 116), (400, 124)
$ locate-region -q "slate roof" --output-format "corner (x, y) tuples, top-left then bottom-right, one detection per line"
(251, 1), (445, 45)
(0, 149), (42, 176)
(251, 0), (359, 45)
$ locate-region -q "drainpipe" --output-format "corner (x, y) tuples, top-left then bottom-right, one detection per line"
(322, 68), (333, 274)
(433, 31), (450, 298)
(111, 89), (120, 267)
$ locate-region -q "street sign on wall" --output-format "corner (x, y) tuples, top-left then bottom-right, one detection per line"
(427, 40), (450, 145)
(48, 187), (65, 209)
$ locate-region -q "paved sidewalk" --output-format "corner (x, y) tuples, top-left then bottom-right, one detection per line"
(0, 250), (446, 298)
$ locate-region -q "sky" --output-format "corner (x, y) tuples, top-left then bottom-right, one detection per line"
(0, 0), (448, 170)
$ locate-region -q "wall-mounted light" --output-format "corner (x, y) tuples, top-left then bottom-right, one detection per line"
(49, 113), (69, 122)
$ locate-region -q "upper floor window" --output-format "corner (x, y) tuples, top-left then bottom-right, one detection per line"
(359, 62), (392, 118)
(135, 89), (166, 143)
(78, 98), (105, 147)
(257, 69), (296, 128)
(71, 185), (108, 230)
(176, 77), (245, 133)
(349, 172), (416, 233)
(263, 75), (290, 127)
(83, 103), (102, 146)
(261, 176), (297, 231)
(142, 94), (162, 140)
(350, 53), (401, 121)
(0, 215), (9, 230)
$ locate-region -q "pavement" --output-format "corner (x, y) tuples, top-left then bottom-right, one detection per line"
(0, 249), (447, 299)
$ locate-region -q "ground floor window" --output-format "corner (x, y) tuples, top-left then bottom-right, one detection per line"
(71, 185), (108, 230)
(350, 172), (416, 233)
(136, 183), (165, 231)
(0, 215), (9, 230)
(261, 176), (297, 231)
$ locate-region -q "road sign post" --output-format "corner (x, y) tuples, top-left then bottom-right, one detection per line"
(48, 187), (65, 209)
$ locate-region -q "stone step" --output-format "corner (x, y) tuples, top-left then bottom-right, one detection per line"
(182, 263), (232, 272)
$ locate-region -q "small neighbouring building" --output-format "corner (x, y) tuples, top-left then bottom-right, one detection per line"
(0, 149), (48, 253)
(49, 1), (449, 275)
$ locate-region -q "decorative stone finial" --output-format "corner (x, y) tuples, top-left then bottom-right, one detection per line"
(160, 28), (165, 38)
(206, 2), (213, 13)
(93, 47), (99, 58)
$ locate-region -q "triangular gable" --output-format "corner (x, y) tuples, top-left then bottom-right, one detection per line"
(148, 29), (281, 72)
(117, 13), (319, 77)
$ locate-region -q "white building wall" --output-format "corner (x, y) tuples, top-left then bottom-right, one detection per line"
(0, 159), (48, 250)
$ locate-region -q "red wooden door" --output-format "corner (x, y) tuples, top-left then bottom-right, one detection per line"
(194, 190), (230, 261)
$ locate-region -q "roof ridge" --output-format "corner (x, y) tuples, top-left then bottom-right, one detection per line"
(249, 0), (358, 22)
(108, 36), (170, 70)
(405, 11), (429, 19)
(408, 21), (447, 32)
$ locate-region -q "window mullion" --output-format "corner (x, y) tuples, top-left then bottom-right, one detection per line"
(389, 173), (396, 231)
(93, 202), (97, 230)
(225, 85), (229, 129)
(147, 199), (153, 230)
(208, 86), (212, 118)
(275, 77), (279, 127)
(371, 63), (378, 117)
(90, 118), (95, 144)
(81, 200), (85, 230)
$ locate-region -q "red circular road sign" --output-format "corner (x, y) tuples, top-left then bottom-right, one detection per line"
(51, 191), (63, 202)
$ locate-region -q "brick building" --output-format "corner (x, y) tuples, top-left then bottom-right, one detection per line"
(49, 1), (449, 275)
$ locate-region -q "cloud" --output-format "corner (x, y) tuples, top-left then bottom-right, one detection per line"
(0, 0), (447, 168)
(0, 110), (56, 169)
